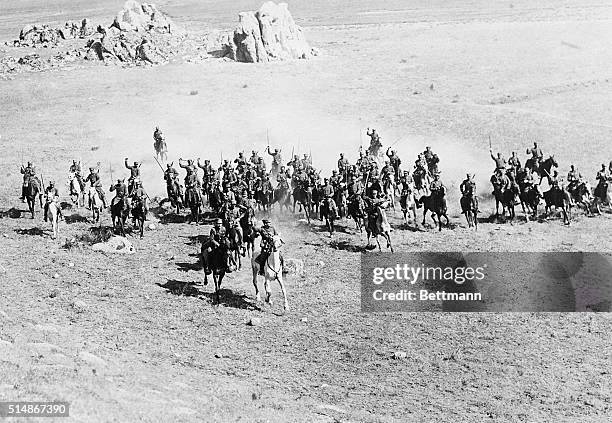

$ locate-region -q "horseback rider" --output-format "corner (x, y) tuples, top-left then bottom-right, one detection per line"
(109, 178), (128, 208)
(597, 163), (610, 183)
(223, 201), (243, 240)
(249, 150), (260, 165)
(460, 173), (476, 198)
(124, 158), (142, 195)
(567, 165), (580, 191)
(429, 172), (445, 197)
(153, 126), (164, 144)
(423, 147), (439, 176)
(131, 180), (149, 219)
(329, 170), (342, 189)
(69, 160), (85, 191)
(255, 157), (267, 177)
(197, 158), (215, 190)
(267, 146), (282, 173)
(84, 165), (108, 208)
(164, 163), (183, 198)
(179, 157), (198, 179)
(234, 152), (248, 174)
(508, 152), (521, 173)
(337, 153), (350, 176)
(526, 142), (544, 170)
(254, 218), (281, 276)
(43, 181), (63, 222)
(202, 218), (229, 274)
(276, 169), (289, 189)
(490, 169), (509, 194)
(386, 148), (401, 181)
(490, 149), (507, 172)
(300, 153), (312, 171)
(20, 161), (37, 202)
(366, 128), (382, 153)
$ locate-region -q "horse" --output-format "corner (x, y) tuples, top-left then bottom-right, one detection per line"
(208, 186), (223, 215)
(87, 185), (103, 223)
(131, 197), (147, 238)
(68, 172), (84, 208)
(593, 179), (610, 214)
(412, 168), (430, 194)
(416, 190), (449, 231)
(526, 156), (558, 184)
(160, 178), (183, 214)
(25, 177), (43, 219)
(543, 187), (572, 225)
(460, 193), (478, 230)
(272, 182), (292, 213)
(365, 202), (394, 252)
(201, 239), (233, 304)
(492, 182), (519, 220)
(251, 235), (289, 310)
(44, 198), (60, 239)
(111, 196), (130, 237)
(519, 184), (542, 221)
(399, 187), (418, 226)
(320, 197), (338, 236)
(240, 206), (256, 257)
(185, 186), (203, 224)
(255, 186), (273, 213)
(154, 136), (167, 162)
(381, 174), (396, 210)
(292, 185), (312, 223)
(227, 225), (243, 270)
(347, 193), (366, 232)
(334, 183), (348, 218)
(569, 181), (595, 216)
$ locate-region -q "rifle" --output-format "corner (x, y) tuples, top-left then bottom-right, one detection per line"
(488, 135), (492, 151)
(109, 163), (113, 184)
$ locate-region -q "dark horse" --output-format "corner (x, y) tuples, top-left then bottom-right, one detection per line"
(227, 225), (243, 270)
(272, 182), (292, 213)
(525, 156), (558, 184)
(240, 205), (256, 257)
(201, 240), (233, 304)
(320, 197), (338, 236)
(416, 189), (449, 231)
(519, 184), (542, 221)
(347, 193), (366, 232)
(460, 193), (478, 230)
(543, 187), (572, 225)
(255, 186), (273, 213)
(111, 197), (130, 237)
(492, 179), (519, 220)
(25, 177), (43, 219)
(131, 198), (146, 238)
(292, 185), (312, 223)
(160, 178), (183, 214)
(185, 186), (203, 224)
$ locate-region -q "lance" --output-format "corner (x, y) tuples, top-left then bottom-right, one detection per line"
(109, 163), (113, 184)
(488, 135), (492, 151)
(153, 156), (165, 173)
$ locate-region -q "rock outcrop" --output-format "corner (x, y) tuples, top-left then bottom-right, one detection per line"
(225, 2), (317, 63)
(111, 0), (183, 35)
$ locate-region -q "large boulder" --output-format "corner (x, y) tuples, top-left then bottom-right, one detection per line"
(225, 2), (317, 63)
(91, 236), (135, 254)
(112, 0), (181, 34)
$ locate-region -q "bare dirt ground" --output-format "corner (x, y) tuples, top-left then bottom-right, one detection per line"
(1, 1), (611, 421)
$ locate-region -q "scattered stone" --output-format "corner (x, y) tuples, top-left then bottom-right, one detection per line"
(68, 262), (74, 267)
(92, 236), (135, 254)
(52, 273), (60, 279)
(392, 351), (407, 360)
(317, 260), (325, 266)
(284, 258), (304, 275)
(225, 1), (317, 63)
(300, 317), (308, 323)
(247, 317), (262, 326)
(49, 289), (60, 298)
(70, 300), (88, 313)
(0, 264), (6, 274)
(147, 223), (156, 230)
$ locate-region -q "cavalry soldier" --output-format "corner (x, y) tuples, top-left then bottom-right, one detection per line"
(110, 178), (128, 209)
(197, 158), (215, 190)
(255, 157), (267, 178)
(43, 181), (63, 222)
(202, 218), (229, 275)
(386, 147), (401, 181)
(249, 150), (260, 165)
(508, 152), (521, 173)
(153, 126), (164, 143)
(460, 173), (476, 197)
(267, 146), (282, 174)
(381, 161), (394, 181)
(490, 169), (507, 194)
(223, 201), (243, 240)
(490, 149), (506, 172)
(254, 218), (281, 276)
(179, 158), (199, 186)
(84, 165), (107, 208)
(329, 170), (342, 189)
(337, 153), (350, 176)
(164, 163), (183, 198)
(549, 170), (562, 191)
(415, 153), (428, 175)
(234, 152), (248, 174)
(300, 153), (312, 171)
(366, 128), (382, 152)
(597, 163), (610, 183)
(20, 161), (37, 202)
(223, 166), (239, 188)
(567, 165), (580, 190)
(287, 154), (302, 173)
(276, 168), (289, 188)
(423, 146), (439, 173)
(526, 142), (544, 170)
(221, 184), (236, 205)
(348, 176), (364, 197)
(429, 172), (445, 195)
(69, 160), (85, 191)
(131, 180), (149, 219)
(124, 158), (142, 195)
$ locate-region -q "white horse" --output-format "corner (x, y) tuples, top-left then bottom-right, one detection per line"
(45, 198), (60, 239)
(68, 172), (83, 208)
(88, 185), (103, 223)
(251, 235), (289, 310)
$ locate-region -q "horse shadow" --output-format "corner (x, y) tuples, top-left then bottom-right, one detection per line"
(158, 212), (189, 225)
(0, 208), (26, 219)
(15, 227), (45, 236)
(176, 261), (202, 272)
(65, 213), (89, 224)
(329, 239), (365, 252)
(200, 289), (260, 310)
(157, 279), (201, 297)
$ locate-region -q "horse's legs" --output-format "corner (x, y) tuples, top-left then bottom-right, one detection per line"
(375, 235), (382, 252)
(276, 275), (289, 310)
(264, 278), (272, 305)
(252, 267), (261, 303)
